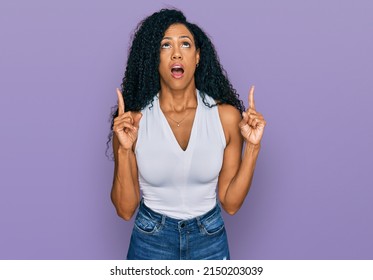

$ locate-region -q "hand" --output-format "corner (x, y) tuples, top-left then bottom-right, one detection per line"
(113, 88), (142, 150)
(239, 86), (266, 145)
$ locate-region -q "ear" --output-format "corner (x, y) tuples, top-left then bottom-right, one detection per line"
(196, 48), (200, 65)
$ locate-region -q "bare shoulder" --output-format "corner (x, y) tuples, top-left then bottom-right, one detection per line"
(217, 103), (242, 126)
(217, 104), (242, 144)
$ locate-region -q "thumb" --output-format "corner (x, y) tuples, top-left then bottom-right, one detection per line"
(238, 112), (249, 128)
(133, 113), (142, 128)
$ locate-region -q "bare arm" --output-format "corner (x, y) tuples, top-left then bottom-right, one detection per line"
(218, 86), (266, 215)
(111, 134), (140, 220)
(111, 88), (142, 220)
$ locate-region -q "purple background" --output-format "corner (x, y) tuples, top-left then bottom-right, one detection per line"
(1, 0), (372, 259)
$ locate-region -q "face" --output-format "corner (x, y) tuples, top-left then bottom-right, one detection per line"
(158, 24), (200, 92)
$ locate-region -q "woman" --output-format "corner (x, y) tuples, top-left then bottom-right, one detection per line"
(110, 9), (266, 260)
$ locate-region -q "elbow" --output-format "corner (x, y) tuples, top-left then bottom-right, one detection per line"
(120, 213), (134, 221)
(220, 197), (243, 216)
(220, 202), (241, 216)
(225, 207), (239, 216)
(111, 193), (138, 221)
(116, 209), (135, 221)
(227, 209), (238, 216)
(111, 197), (137, 221)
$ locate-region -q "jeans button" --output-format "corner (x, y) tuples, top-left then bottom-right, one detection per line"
(181, 223), (185, 228)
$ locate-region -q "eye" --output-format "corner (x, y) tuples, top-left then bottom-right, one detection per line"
(161, 42), (171, 49)
(181, 42), (191, 48)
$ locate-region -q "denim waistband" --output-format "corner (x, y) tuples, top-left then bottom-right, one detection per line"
(139, 199), (221, 230)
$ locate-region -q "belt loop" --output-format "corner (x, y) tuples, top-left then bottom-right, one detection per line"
(161, 214), (166, 226)
(196, 216), (202, 227)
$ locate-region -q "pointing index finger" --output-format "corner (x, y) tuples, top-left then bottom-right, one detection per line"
(249, 85), (256, 110)
(116, 88), (125, 115)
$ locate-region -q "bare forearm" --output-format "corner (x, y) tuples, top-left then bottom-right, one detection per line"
(223, 143), (260, 215)
(111, 147), (140, 220)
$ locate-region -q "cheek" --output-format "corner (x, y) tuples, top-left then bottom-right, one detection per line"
(158, 63), (169, 79)
(185, 51), (198, 64)
(159, 51), (168, 63)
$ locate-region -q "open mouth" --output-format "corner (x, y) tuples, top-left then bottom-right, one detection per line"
(171, 65), (184, 78)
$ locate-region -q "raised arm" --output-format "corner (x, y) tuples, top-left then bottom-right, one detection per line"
(111, 88), (142, 220)
(218, 86), (266, 215)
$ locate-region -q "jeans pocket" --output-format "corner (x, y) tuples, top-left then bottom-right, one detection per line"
(134, 211), (160, 235)
(200, 213), (225, 236)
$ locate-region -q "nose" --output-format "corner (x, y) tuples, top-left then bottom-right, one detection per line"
(172, 46), (182, 60)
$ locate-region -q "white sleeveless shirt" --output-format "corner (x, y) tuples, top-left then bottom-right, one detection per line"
(135, 90), (226, 219)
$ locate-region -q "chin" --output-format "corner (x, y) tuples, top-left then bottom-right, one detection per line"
(163, 78), (195, 92)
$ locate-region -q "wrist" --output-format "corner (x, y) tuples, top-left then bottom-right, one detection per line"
(117, 145), (134, 155)
(244, 142), (261, 152)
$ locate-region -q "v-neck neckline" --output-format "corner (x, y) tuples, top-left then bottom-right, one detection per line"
(158, 90), (200, 154)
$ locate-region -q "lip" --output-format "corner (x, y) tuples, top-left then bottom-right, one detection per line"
(170, 63), (184, 79)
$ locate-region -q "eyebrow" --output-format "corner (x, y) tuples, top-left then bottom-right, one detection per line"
(162, 35), (192, 40)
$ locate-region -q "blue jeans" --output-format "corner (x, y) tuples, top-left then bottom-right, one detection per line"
(127, 200), (230, 260)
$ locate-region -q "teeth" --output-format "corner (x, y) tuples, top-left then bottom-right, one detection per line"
(171, 65), (184, 75)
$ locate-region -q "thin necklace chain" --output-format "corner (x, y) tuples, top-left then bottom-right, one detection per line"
(166, 108), (195, 127)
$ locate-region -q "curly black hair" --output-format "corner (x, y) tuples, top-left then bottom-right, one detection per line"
(107, 9), (245, 155)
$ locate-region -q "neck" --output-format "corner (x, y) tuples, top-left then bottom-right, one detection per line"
(159, 87), (197, 113)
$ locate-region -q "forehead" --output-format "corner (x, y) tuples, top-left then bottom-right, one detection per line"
(163, 23), (194, 40)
